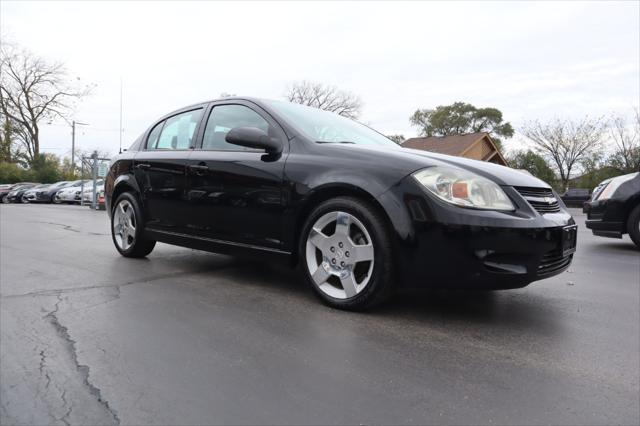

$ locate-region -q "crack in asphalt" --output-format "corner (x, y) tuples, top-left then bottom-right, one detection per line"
(3, 263), (239, 300)
(38, 349), (52, 391)
(59, 390), (72, 426)
(44, 294), (121, 425)
(28, 221), (82, 233)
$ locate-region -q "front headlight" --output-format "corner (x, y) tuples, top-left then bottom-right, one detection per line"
(595, 172), (638, 201)
(413, 166), (515, 211)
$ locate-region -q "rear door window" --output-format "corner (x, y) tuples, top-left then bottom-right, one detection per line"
(147, 109), (203, 150)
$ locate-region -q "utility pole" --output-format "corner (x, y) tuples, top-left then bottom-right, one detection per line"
(71, 120), (88, 176)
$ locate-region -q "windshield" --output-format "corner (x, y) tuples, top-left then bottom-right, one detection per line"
(266, 100), (397, 148)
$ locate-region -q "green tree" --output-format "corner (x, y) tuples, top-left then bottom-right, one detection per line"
(0, 161), (31, 183)
(409, 102), (514, 149)
(507, 150), (557, 187)
(30, 153), (63, 183)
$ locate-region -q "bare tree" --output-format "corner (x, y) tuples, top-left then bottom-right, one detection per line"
(386, 134), (405, 144)
(0, 43), (92, 165)
(608, 109), (640, 173)
(284, 80), (362, 119)
(521, 116), (606, 191)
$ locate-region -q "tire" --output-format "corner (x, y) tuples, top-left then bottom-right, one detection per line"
(1, 195), (9, 204)
(299, 196), (395, 311)
(111, 192), (156, 258)
(627, 204), (640, 249)
(21, 195), (29, 204)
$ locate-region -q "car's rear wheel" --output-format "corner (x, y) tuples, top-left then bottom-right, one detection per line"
(21, 195), (29, 204)
(300, 197), (394, 310)
(1, 195), (9, 204)
(627, 204), (640, 249)
(111, 192), (156, 258)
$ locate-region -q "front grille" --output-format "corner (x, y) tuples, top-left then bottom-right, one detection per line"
(538, 249), (572, 275)
(515, 186), (561, 214)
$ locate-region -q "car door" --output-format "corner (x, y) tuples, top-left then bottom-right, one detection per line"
(134, 108), (203, 232)
(185, 101), (288, 250)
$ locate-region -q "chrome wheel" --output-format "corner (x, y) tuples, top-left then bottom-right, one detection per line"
(113, 199), (136, 251)
(305, 211), (375, 299)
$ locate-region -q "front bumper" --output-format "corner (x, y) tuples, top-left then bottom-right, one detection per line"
(56, 192), (81, 203)
(379, 179), (576, 289)
(583, 199), (625, 238)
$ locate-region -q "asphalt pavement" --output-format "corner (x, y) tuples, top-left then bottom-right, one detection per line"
(1, 204), (638, 425)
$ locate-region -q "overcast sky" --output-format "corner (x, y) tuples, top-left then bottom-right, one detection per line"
(2, 1), (639, 157)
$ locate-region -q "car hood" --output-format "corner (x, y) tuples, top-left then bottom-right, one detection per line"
(326, 144), (552, 188)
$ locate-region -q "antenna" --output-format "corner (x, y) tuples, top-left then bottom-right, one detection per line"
(119, 76), (123, 154)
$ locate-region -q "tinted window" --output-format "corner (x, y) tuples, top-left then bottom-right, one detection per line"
(266, 100), (397, 147)
(147, 121), (164, 149)
(202, 104), (269, 151)
(148, 109), (202, 150)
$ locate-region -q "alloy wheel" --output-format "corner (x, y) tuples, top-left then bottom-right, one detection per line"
(305, 211), (375, 299)
(113, 199), (136, 251)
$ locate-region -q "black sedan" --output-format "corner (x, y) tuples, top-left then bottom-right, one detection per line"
(105, 98), (576, 310)
(561, 188), (591, 208)
(583, 172), (640, 248)
(31, 180), (74, 203)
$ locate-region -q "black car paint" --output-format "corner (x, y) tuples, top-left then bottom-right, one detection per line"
(106, 97), (575, 289)
(583, 173), (640, 238)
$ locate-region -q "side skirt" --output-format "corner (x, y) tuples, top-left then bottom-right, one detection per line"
(145, 228), (293, 263)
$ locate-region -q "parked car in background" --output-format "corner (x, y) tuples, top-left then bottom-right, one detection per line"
(31, 181), (75, 203)
(54, 181), (88, 204)
(583, 172), (640, 248)
(561, 188), (591, 208)
(0, 182), (38, 203)
(19, 184), (50, 203)
(81, 180), (105, 208)
(4, 183), (40, 203)
(106, 97), (577, 310)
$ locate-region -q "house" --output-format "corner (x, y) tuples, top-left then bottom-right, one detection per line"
(401, 132), (507, 166)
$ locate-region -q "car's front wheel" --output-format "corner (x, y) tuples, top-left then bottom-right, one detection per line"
(300, 196), (395, 310)
(111, 192), (156, 258)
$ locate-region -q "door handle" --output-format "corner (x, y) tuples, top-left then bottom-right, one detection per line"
(135, 163), (151, 170)
(188, 164), (209, 172)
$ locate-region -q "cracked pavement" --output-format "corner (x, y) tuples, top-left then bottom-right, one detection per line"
(1, 204), (639, 425)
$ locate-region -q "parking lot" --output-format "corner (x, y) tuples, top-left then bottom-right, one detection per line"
(0, 203), (638, 425)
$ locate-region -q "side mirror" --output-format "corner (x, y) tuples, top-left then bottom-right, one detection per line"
(225, 127), (282, 154)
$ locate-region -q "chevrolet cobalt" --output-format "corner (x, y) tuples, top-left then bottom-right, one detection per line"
(105, 98), (576, 310)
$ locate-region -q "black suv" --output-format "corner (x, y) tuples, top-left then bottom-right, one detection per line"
(106, 98), (576, 310)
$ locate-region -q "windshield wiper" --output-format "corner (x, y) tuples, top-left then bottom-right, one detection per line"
(316, 141), (356, 144)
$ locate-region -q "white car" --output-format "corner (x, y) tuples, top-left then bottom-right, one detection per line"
(82, 182), (105, 208)
(54, 184), (86, 204)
